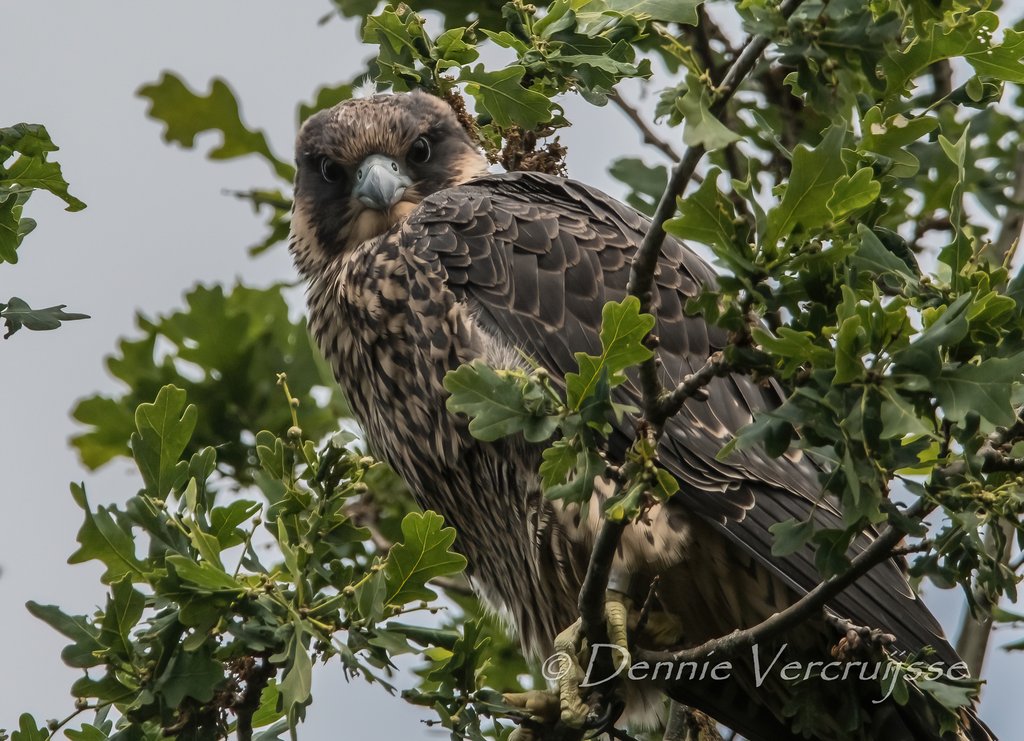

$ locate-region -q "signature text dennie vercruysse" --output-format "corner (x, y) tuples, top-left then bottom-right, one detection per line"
(541, 643), (971, 703)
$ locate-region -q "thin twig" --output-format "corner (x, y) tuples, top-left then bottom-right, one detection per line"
(639, 421), (1016, 674)
(609, 91), (682, 162)
(889, 537), (935, 558)
(693, 5), (720, 83)
(652, 352), (731, 428)
(579, 348), (731, 645)
(635, 575), (661, 635)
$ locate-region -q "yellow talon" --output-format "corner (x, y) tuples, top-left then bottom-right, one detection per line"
(506, 591), (636, 737)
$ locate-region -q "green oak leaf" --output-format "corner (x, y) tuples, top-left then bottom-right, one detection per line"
(566, 297), (654, 408)
(882, 11), (1024, 96)
(63, 724), (111, 741)
(827, 167), (880, 220)
(543, 446), (606, 503)
(444, 362), (558, 442)
(664, 168), (747, 269)
(137, 73), (294, 181)
(382, 511), (467, 606)
(131, 385), (198, 499)
(966, 27), (1024, 81)
(578, 0), (699, 25)
(276, 623), (314, 716)
(833, 315), (865, 384)
(433, 27), (479, 68)
(533, 0), (575, 37)
(877, 383), (932, 439)
(459, 65), (552, 129)
(363, 6), (432, 90)
(933, 352), (1024, 426)
(678, 77), (740, 150)
(860, 107), (937, 179)
(892, 294), (971, 377)
(769, 518), (815, 557)
(1, 124), (85, 216)
(98, 576), (145, 662)
(250, 681), (287, 729)
(68, 483), (149, 583)
(2, 152), (86, 212)
(0, 191), (35, 263)
(764, 126), (847, 248)
(210, 499), (261, 549)
(1, 297), (89, 338)
(167, 555), (246, 593)
(937, 128), (970, 288)
(25, 602), (105, 668)
(608, 157), (667, 216)
(9, 714), (48, 741)
(0, 123), (59, 159)
(539, 438), (578, 490)
(155, 646), (225, 706)
(851, 225), (919, 281)
(917, 679), (978, 712)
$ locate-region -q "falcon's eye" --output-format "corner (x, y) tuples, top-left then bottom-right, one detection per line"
(408, 136), (431, 165)
(319, 156), (344, 184)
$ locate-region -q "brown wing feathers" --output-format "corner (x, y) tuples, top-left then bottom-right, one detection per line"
(400, 170), (957, 666)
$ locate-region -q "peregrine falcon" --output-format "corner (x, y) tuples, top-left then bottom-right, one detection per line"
(290, 91), (993, 740)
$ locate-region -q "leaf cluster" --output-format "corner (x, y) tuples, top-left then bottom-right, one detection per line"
(19, 384), (471, 741)
(70, 283), (348, 485)
(1, 124), (89, 337)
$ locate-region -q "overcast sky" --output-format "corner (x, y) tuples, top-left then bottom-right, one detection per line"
(2, 2), (1022, 739)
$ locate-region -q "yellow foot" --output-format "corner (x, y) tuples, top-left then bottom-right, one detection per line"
(552, 591), (634, 728)
(503, 690), (560, 741)
(505, 591), (634, 738)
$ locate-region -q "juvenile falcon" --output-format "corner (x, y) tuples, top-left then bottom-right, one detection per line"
(289, 90), (994, 740)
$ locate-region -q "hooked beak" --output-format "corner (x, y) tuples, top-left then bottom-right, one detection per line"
(353, 154), (411, 211)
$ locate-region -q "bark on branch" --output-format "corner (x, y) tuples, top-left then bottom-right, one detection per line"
(609, 91), (682, 163)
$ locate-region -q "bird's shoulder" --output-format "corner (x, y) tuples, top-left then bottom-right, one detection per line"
(396, 171), (718, 333)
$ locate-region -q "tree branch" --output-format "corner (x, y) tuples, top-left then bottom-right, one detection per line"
(626, 0), (808, 412)
(578, 518), (628, 642)
(637, 417), (1019, 674)
(651, 352), (732, 428)
(234, 657), (275, 741)
(609, 91), (682, 163)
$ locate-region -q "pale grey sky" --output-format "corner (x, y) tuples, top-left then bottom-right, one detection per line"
(2, 2), (1021, 739)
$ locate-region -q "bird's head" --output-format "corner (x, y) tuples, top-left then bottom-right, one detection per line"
(290, 90), (488, 273)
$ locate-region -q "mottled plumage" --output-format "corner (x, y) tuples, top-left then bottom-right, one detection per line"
(290, 91), (993, 740)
